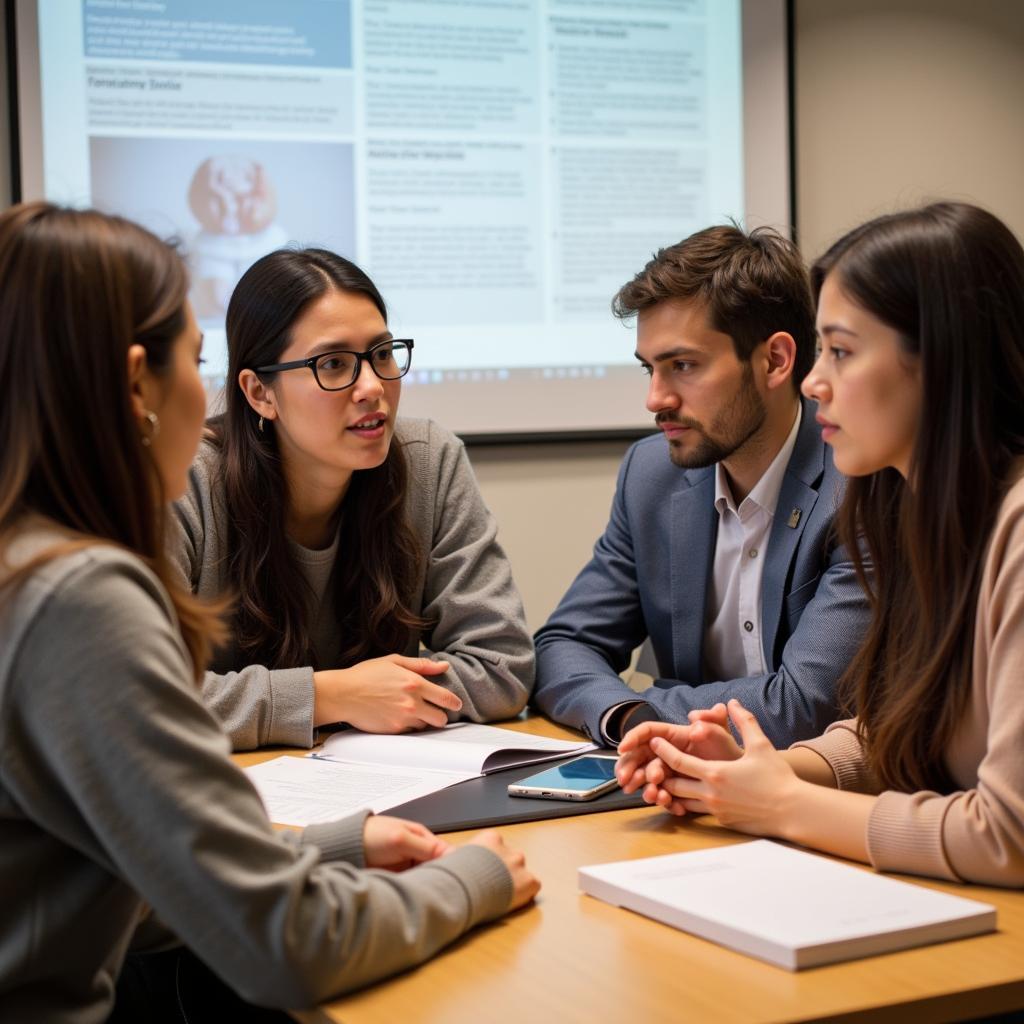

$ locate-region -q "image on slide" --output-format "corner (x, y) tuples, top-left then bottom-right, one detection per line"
(89, 137), (357, 326)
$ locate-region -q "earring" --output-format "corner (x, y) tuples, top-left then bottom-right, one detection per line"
(140, 410), (160, 447)
(258, 415), (265, 433)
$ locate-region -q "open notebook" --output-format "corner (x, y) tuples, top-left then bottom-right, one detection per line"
(246, 723), (595, 827)
(316, 721), (595, 775)
(580, 840), (996, 970)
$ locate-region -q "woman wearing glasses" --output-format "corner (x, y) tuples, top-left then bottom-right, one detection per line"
(171, 249), (533, 749)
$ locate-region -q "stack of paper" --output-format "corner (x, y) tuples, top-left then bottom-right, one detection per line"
(580, 840), (996, 970)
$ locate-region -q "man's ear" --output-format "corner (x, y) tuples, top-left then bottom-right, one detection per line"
(762, 331), (796, 392)
(237, 368), (277, 422)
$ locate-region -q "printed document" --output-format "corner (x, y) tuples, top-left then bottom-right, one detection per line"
(245, 756), (475, 827)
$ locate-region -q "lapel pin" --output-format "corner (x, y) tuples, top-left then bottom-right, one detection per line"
(787, 507), (802, 529)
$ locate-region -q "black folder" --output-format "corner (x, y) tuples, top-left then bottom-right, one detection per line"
(387, 755), (648, 833)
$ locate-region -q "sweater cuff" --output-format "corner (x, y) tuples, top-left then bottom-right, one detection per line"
(866, 790), (958, 881)
(302, 809), (371, 867)
(424, 845), (514, 926)
(267, 667), (316, 748)
(791, 724), (877, 793)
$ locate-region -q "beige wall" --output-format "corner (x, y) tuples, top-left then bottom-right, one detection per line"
(794, 0), (1024, 261)
(469, 0), (1024, 631)
(470, 439), (631, 633)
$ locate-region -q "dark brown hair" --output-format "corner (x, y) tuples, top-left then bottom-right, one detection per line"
(814, 202), (1024, 792)
(211, 248), (427, 670)
(0, 202), (223, 678)
(613, 224), (817, 387)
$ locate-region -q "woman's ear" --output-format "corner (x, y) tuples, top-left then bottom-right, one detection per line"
(237, 368), (277, 423)
(127, 343), (152, 421)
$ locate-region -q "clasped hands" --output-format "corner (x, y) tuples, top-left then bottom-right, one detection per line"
(615, 699), (801, 836)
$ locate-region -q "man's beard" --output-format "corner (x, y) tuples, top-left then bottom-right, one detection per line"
(659, 364), (767, 469)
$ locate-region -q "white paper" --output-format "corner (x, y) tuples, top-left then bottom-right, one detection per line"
(580, 840), (997, 969)
(318, 722), (594, 775)
(245, 756), (475, 827)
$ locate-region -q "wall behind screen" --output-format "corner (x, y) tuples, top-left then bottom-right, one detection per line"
(794, 0), (1024, 261)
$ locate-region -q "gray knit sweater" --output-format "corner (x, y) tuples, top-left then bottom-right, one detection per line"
(0, 527), (512, 1023)
(171, 417), (534, 750)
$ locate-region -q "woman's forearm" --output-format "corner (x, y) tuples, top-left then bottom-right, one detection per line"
(781, 746), (840, 788)
(777, 780), (875, 864)
(776, 747), (875, 862)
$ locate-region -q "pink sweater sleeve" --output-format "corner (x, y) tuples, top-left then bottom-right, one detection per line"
(791, 719), (880, 794)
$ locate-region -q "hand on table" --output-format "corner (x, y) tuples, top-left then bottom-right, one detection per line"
(363, 815), (452, 871)
(313, 655), (462, 732)
(461, 830), (540, 910)
(363, 822), (542, 910)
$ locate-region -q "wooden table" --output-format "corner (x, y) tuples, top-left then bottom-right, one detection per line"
(237, 717), (1024, 1023)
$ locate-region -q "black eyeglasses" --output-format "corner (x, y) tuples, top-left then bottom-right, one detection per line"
(254, 339), (414, 392)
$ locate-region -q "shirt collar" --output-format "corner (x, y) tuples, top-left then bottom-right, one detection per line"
(714, 405), (803, 517)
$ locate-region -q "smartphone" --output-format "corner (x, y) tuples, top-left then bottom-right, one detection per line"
(507, 754), (620, 801)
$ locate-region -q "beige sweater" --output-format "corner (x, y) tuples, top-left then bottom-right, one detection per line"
(795, 468), (1024, 886)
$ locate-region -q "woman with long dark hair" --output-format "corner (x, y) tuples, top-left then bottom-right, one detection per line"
(171, 249), (533, 749)
(0, 203), (537, 1022)
(616, 202), (1024, 886)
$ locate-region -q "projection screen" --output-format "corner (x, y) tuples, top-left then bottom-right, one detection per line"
(11, 0), (791, 440)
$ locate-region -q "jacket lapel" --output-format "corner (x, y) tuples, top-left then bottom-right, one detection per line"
(761, 400), (826, 666)
(669, 467), (717, 683)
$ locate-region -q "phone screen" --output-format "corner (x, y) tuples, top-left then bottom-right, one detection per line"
(516, 756), (617, 792)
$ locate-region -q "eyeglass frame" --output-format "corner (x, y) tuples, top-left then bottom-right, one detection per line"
(252, 338), (415, 392)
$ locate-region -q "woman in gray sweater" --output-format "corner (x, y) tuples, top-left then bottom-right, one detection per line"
(0, 202), (538, 1022)
(171, 249), (534, 750)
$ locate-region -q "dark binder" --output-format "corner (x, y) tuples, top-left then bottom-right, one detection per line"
(387, 755), (648, 833)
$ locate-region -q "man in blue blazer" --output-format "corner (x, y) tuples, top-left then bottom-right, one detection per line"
(533, 225), (869, 748)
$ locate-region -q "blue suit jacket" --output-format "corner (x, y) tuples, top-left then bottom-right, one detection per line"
(533, 400), (870, 746)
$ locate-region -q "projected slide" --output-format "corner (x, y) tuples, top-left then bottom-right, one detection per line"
(28, 0), (748, 435)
